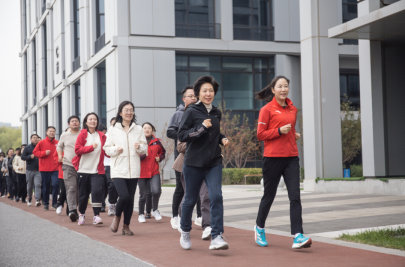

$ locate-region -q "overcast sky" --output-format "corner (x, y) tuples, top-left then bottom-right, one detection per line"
(0, 0), (21, 127)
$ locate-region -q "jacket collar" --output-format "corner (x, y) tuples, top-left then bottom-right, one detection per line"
(271, 97), (293, 108)
(46, 136), (56, 143)
(194, 101), (217, 112)
(114, 122), (136, 132)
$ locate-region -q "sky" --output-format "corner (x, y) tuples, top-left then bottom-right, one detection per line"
(0, 0), (22, 127)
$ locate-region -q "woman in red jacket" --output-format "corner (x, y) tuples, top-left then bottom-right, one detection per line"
(254, 76), (312, 249)
(72, 112), (107, 226)
(138, 122), (165, 223)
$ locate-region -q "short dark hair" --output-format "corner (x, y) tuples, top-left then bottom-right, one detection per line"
(181, 85), (194, 97)
(255, 75), (290, 102)
(7, 148), (14, 154)
(193, 76), (219, 98)
(68, 115), (80, 124)
(0, 152), (5, 157)
(110, 117), (116, 123)
(21, 144), (27, 147)
(98, 123), (107, 132)
(82, 112), (100, 132)
(46, 126), (56, 132)
(30, 134), (39, 139)
(142, 122), (156, 132)
(16, 148), (22, 156)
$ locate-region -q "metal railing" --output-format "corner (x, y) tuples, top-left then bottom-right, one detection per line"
(175, 23), (221, 39)
(72, 56), (81, 73)
(233, 26), (274, 41)
(95, 33), (105, 54)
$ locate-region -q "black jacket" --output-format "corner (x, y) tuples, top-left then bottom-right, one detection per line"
(178, 102), (225, 168)
(8, 154), (15, 177)
(167, 104), (185, 159)
(21, 143), (39, 171)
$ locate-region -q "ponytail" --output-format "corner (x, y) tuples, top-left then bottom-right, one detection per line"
(255, 75), (290, 102)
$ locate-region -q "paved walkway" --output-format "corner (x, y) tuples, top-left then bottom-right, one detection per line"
(1, 186), (405, 267)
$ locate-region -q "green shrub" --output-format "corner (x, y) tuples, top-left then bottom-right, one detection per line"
(222, 168), (262, 185)
(350, 164), (363, 177)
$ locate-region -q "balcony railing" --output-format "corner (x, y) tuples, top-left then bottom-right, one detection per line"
(233, 26), (274, 41)
(95, 33), (105, 54)
(175, 23), (221, 39)
(72, 56), (81, 73)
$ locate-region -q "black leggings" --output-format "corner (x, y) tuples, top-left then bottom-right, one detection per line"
(114, 178), (137, 225)
(256, 156), (303, 235)
(78, 173), (104, 216)
(17, 174), (27, 200)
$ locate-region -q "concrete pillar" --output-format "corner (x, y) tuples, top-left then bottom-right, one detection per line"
(220, 0), (233, 42)
(299, 0), (343, 191)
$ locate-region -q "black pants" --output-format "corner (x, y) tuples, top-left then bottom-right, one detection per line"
(6, 176), (14, 198)
(114, 178), (137, 225)
(57, 179), (69, 216)
(17, 174), (27, 200)
(172, 170), (184, 217)
(12, 174), (18, 198)
(0, 174), (7, 196)
(256, 156), (303, 235)
(78, 173), (104, 216)
(102, 166), (118, 205)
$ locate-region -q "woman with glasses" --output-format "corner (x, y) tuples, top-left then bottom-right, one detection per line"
(104, 101), (148, 236)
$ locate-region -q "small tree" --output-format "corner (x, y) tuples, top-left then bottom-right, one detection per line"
(157, 122), (174, 183)
(341, 97), (362, 166)
(0, 126), (22, 152)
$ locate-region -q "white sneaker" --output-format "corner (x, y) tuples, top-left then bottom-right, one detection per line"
(180, 229), (192, 250)
(171, 216), (179, 229)
(56, 205), (62, 215)
(138, 214), (146, 223)
(152, 210), (162, 221)
(108, 204), (115, 216)
(202, 226), (212, 240)
(35, 200), (41, 207)
(209, 234), (229, 250)
(27, 201), (32, 207)
(194, 217), (202, 226)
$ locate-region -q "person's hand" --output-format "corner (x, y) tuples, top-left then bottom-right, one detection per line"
(295, 133), (301, 140)
(222, 139), (229, 147)
(280, 124), (292, 134)
(58, 156), (63, 163)
(203, 119), (212, 128)
(46, 150), (51, 155)
(18, 167), (23, 171)
(117, 147), (124, 154)
(135, 143), (140, 149)
(92, 143), (98, 149)
(155, 157), (160, 162)
(31, 154), (35, 159)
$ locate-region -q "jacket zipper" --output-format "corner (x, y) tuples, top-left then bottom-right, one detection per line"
(126, 129), (131, 178)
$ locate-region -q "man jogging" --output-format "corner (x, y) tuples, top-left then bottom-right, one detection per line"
(1, 149), (13, 199)
(21, 135), (41, 206)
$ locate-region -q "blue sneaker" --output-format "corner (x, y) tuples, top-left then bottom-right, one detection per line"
(292, 234), (312, 249)
(254, 225), (268, 247)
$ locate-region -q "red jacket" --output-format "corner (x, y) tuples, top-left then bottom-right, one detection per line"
(33, 136), (59, 172)
(257, 97), (299, 157)
(53, 150), (63, 179)
(71, 129), (106, 175)
(140, 136), (166, 178)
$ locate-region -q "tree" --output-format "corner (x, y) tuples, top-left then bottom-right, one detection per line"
(341, 97), (362, 165)
(157, 122), (174, 183)
(0, 126), (22, 152)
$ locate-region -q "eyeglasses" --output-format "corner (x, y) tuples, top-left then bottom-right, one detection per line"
(185, 95), (196, 99)
(123, 110), (134, 114)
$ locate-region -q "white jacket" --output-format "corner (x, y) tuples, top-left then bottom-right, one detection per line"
(103, 122), (148, 179)
(13, 156), (26, 174)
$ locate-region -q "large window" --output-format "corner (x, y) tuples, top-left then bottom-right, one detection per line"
(42, 22), (48, 98)
(342, 0), (358, 45)
(42, 0), (46, 14)
(24, 54), (28, 113)
(72, 0), (80, 72)
(32, 113), (37, 134)
(57, 94), (63, 138)
(74, 82), (81, 120)
(23, 0), (27, 45)
(340, 69), (360, 110)
(176, 54), (275, 119)
(32, 38), (37, 105)
(233, 0), (273, 41)
(43, 105), (48, 133)
(97, 65), (107, 126)
(95, 0), (105, 53)
(175, 0), (220, 39)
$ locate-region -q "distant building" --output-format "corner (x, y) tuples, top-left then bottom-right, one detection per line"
(0, 122), (12, 127)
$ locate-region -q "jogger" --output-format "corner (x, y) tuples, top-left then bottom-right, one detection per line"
(21, 134), (41, 206)
(13, 147), (27, 203)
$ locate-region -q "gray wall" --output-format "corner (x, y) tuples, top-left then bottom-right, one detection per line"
(273, 0), (300, 42)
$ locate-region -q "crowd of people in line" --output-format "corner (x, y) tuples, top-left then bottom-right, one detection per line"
(0, 75), (312, 251)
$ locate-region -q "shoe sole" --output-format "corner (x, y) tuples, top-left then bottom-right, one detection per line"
(209, 244), (229, 250)
(292, 238), (312, 249)
(171, 221), (178, 229)
(52, 206), (57, 210)
(93, 221), (103, 225)
(70, 213), (77, 222)
(138, 220), (146, 223)
(194, 221), (202, 226)
(254, 226), (268, 247)
(202, 234), (211, 240)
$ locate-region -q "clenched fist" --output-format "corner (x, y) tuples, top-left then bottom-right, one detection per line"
(135, 143), (140, 149)
(46, 150), (51, 155)
(280, 124), (292, 134)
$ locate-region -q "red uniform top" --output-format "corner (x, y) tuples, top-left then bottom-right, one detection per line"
(140, 136), (166, 178)
(53, 150), (63, 179)
(257, 97), (299, 158)
(33, 136), (59, 172)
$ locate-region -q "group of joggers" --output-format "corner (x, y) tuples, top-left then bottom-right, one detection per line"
(0, 74), (312, 251)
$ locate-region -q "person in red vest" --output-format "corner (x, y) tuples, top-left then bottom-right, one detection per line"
(33, 126), (59, 211)
(137, 122), (165, 223)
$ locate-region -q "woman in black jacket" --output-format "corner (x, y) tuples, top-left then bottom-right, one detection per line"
(178, 75), (230, 251)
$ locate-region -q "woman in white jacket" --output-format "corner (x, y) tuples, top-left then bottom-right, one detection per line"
(103, 101), (148, 235)
(13, 147), (27, 204)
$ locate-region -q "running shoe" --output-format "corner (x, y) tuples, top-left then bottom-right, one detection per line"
(171, 216), (179, 229)
(15, 197), (20, 202)
(93, 215), (103, 225)
(152, 210), (162, 221)
(209, 234), (229, 250)
(52, 204), (58, 210)
(194, 217), (202, 226)
(56, 205), (63, 215)
(108, 204), (115, 216)
(202, 226), (212, 240)
(35, 200), (41, 207)
(180, 229), (192, 250)
(43, 204), (49, 211)
(69, 212), (77, 222)
(22, 200), (26, 203)
(27, 200), (32, 207)
(292, 234), (312, 249)
(254, 225), (268, 247)
(78, 214), (85, 226)
(145, 213), (151, 219)
(1, 195), (5, 198)
(138, 214), (146, 223)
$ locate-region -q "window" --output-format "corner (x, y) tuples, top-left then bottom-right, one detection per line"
(42, 22), (48, 98)
(57, 94), (63, 138)
(32, 113), (37, 133)
(25, 120), (28, 144)
(74, 82), (81, 120)
(342, 0), (358, 45)
(32, 38), (37, 105)
(23, 0), (27, 45)
(42, 0), (46, 14)
(95, 0), (105, 53)
(97, 65), (107, 125)
(24, 54), (28, 113)
(233, 0), (274, 41)
(43, 105), (48, 133)
(175, 0), (220, 39)
(72, 0), (81, 72)
(340, 69), (360, 110)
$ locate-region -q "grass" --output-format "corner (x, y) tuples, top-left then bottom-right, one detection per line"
(315, 177), (365, 183)
(337, 227), (405, 251)
(162, 184), (176, 187)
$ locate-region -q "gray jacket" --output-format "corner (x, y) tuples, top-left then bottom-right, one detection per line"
(167, 104), (185, 159)
(1, 157), (10, 176)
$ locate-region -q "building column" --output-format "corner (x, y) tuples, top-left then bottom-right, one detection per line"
(299, 0), (343, 191)
(220, 0), (233, 42)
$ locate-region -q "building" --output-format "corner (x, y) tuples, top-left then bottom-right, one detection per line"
(20, 0), (364, 184)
